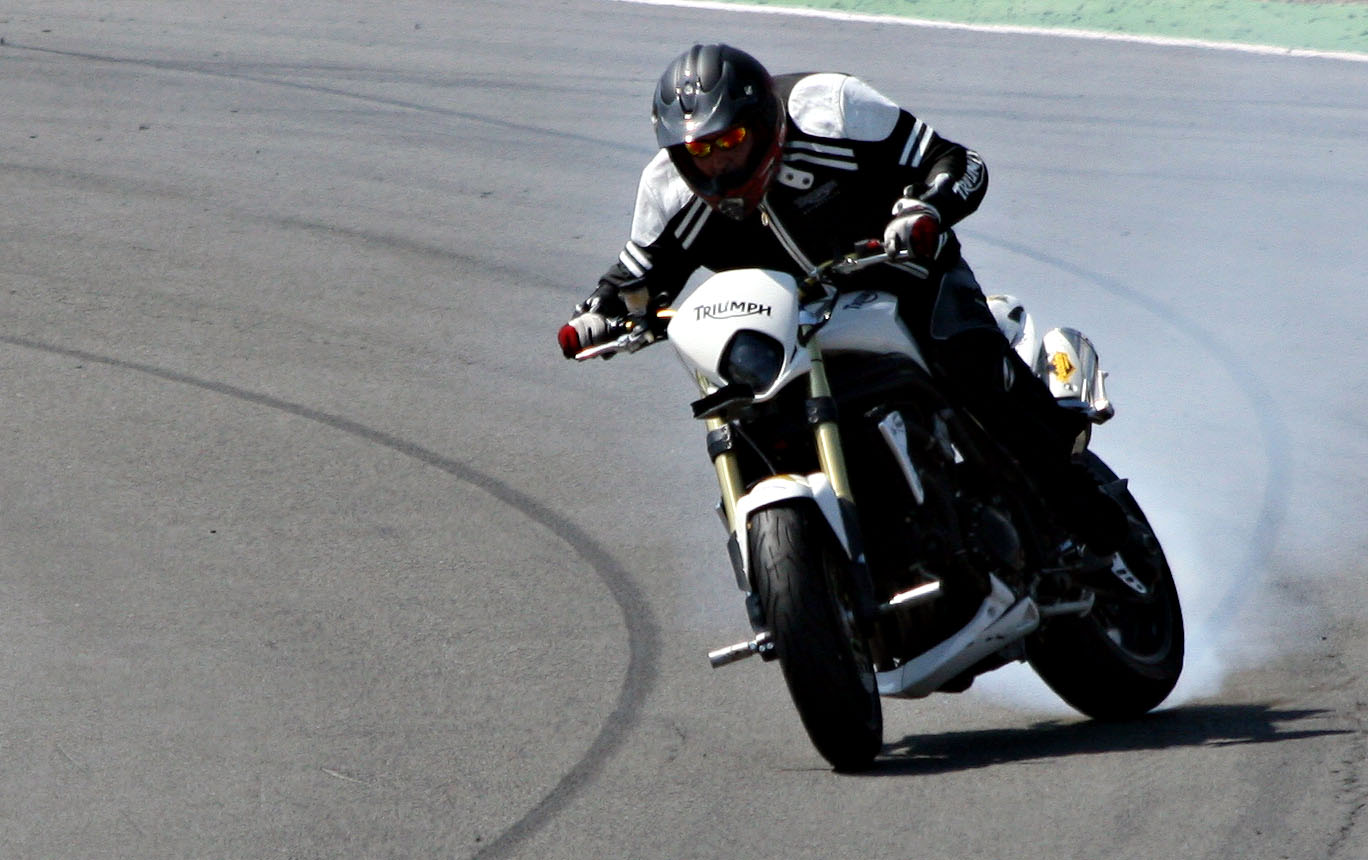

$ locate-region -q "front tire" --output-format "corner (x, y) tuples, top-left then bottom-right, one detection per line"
(1027, 453), (1185, 719)
(750, 502), (883, 771)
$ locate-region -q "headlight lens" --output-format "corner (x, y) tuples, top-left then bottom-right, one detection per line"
(721, 330), (785, 392)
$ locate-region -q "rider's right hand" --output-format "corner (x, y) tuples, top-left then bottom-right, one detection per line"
(558, 311), (610, 358)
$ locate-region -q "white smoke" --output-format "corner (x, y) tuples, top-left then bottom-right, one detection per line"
(966, 478), (1301, 717)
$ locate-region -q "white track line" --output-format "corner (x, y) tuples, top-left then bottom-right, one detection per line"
(610, 0), (1368, 63)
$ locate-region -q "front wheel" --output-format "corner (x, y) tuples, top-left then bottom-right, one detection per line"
(1027, 453), (1185, 719)
(750, 502), (882, 771)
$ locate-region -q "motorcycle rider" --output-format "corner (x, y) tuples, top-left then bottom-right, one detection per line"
(557, 44), (1126, 554)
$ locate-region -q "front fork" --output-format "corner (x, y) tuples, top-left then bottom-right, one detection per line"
(706, 412), (745, 535)
(706, 341), (855, 533)
(805, 346), (855, 503)
(706, 343), (877, 628)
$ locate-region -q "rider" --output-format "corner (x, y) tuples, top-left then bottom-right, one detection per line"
(557, 44), (1125, 553)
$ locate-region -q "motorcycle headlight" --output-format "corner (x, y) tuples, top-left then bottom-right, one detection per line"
(721, 330), (785, 392)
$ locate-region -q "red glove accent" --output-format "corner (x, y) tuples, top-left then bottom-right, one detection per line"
(558, 322), (581, 359)
(558, 312), (609, 359)
(906, 213), (940, 260)
(885, 198), (943, 261)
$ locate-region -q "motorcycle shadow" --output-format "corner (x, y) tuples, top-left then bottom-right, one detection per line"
(867, 703), (1347, 776)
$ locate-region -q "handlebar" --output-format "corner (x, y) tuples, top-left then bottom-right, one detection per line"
(574, 241), (924, 360)
(811, 239), (925, 280)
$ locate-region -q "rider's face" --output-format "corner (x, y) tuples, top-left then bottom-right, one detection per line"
(689, 129), (755, 179)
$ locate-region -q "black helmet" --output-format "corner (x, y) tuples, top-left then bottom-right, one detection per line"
(652, 44), (785, 220)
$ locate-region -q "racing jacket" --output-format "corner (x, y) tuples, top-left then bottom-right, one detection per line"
(585, 72), (988, 318)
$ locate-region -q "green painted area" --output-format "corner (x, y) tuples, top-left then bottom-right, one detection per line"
(707, 0), (1368, 55)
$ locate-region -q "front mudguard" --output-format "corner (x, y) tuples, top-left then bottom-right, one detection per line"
(733, 473), (853, 588)
(731, 472), (882, 639)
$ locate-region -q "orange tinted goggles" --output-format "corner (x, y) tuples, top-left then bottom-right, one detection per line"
(684, 126), (748, 158)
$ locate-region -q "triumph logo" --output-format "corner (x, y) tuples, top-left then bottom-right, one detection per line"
(695, 301), (773, 321)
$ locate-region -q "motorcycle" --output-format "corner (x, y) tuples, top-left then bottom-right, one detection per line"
(575, 242), (1184, 771)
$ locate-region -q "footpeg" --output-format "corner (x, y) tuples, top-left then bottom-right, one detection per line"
(708, 632), (775, 667)
(1068, 551), (1150, 598)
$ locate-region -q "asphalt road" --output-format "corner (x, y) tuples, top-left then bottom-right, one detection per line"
(2, 2), (1366, 858)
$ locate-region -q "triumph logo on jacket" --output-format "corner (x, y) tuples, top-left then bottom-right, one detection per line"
(695, 301), (773, 321)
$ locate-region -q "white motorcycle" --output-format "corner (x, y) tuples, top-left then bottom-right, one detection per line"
(577, 244), (1184, 771)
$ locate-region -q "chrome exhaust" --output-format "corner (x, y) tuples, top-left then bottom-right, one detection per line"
(708, 632), (775, 668)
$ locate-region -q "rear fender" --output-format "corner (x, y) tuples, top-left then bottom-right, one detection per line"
(733, 473), (852, 586)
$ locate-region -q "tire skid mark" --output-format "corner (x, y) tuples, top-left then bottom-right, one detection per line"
(970, 233), (1292, 634)
(0, 333), (660, 859)
(0, 159), (570, 299)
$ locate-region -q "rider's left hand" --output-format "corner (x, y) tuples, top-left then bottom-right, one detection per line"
(884, 197), (942, 262)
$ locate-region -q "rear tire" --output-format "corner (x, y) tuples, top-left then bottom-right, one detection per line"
(1027, 453), (1185, 719)
(750, 502), (883, 771)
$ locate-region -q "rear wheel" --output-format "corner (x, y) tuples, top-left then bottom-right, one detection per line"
(1027, 453), (1185, 719)
(750, 502), (882, 771)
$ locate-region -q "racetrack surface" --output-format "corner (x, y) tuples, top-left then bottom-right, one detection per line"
(1, 2), (1366, 858)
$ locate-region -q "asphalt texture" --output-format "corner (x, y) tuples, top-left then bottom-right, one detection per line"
(1, 2), (1366, 858)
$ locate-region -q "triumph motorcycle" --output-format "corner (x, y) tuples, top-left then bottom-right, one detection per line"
(575, 242), (1184, 771)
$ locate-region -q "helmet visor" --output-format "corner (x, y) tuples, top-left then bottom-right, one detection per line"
(683, 125), (748, 159)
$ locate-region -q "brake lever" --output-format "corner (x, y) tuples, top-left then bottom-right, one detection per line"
(573, 319), (661, 361)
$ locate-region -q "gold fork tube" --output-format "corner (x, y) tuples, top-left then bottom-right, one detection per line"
(807, 344), (855, 503)
(703, 341), (852, 531)
(706, 415), (746, 531)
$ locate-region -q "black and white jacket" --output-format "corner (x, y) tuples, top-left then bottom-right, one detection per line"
(587, 72), (988, 315)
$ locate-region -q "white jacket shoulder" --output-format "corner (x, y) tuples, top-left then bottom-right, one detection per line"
(630, 149), (696, 247)
(787, 73), (901, 142)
